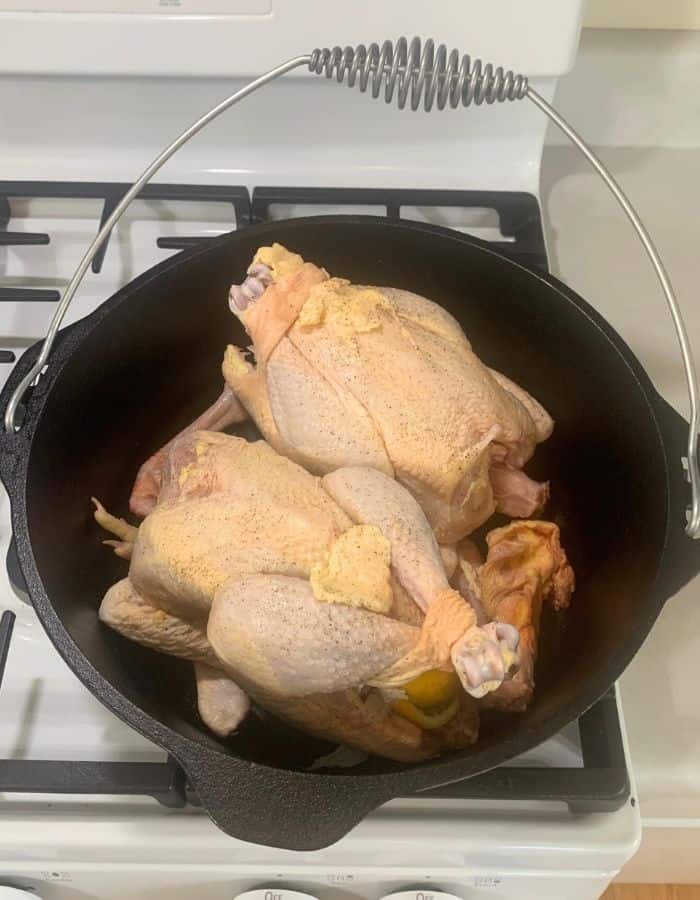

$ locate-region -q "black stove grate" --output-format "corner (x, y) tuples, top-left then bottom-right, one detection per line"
(0, 180), (629, 815)
(0, 180), (250, 287)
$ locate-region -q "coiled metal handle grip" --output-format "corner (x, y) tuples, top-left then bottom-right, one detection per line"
(5, 37), (699, 538)
(308, 37), (528, 110)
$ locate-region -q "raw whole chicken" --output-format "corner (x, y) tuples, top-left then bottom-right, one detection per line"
(130, 244), (553, 544)
(96, 431), (524, 762)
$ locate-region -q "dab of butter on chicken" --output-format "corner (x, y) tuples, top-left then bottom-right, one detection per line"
(130, 244), (553, 546)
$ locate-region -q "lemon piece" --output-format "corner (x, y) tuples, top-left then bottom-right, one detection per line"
(403, 670), (460, 709)
(391, 669), (461, 731)
(392, 694), (460, 730)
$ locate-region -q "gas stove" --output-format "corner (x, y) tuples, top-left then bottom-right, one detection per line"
(0, 178), (639, 899)
(0, 0), (642, 896)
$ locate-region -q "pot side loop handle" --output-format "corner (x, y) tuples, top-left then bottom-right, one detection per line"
(5, 39), (698, 539)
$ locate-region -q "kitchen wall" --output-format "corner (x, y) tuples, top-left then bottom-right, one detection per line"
(550, 27), (700, 147)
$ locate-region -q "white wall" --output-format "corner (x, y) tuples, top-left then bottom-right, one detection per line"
(549, 27), (700, 148)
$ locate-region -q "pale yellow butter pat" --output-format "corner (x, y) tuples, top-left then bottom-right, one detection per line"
(298, 291), (326, 328)
(299, 279), (390, 337)
(252, 243), (305, 280)
(310, 524), (393, 614)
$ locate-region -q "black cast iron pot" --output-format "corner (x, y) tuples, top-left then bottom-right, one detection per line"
(1, 217), (698, 850)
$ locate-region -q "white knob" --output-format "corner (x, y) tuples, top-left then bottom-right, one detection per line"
(0, 890), (39, 899)
(235, 891), (319, 900)
(381, 892), (462, 900)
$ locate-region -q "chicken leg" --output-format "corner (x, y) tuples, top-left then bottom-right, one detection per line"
(208, 573), (419, 697)
(194, 663), (251, 738)
(321, 466), (520, 697)
(208, 574), (479, 762)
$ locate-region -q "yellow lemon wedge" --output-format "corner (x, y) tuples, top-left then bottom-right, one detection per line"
(392, 694), (460, 730)
(392, 670), (460, 730)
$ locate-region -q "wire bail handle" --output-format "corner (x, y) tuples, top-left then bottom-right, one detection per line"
(5, 37), (698, 538)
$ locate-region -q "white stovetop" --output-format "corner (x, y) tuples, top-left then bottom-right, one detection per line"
(541, 26), (700, 883)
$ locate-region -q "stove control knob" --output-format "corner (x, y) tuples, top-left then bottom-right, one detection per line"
(381, 892), (462, 900)
(235, 891), (319, 900)
(0, 891), (39, 899)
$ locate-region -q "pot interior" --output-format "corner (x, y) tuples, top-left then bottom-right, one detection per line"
(23, 218), (668, 773)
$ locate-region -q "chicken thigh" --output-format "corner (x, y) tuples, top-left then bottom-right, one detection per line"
(130, 244), (553, 543)
(97, 432), (518, 760)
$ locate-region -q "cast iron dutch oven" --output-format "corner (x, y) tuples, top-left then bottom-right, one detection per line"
(1, 217), (698, 849)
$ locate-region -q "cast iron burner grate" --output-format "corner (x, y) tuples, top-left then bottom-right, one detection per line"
(0, 181), (629, 815)
(0, 180), (547, 365)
